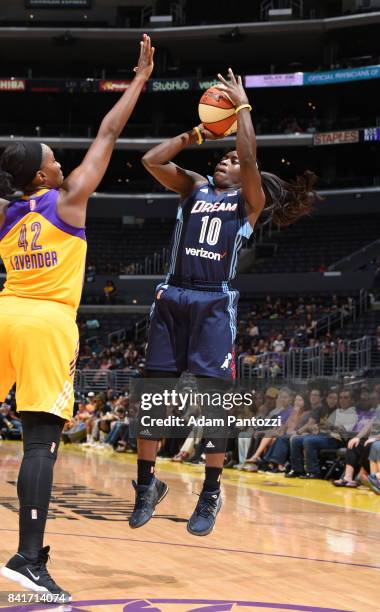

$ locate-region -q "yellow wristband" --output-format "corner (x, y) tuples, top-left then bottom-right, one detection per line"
(235, 104), (252, 114)
(192, 126), (203, 145)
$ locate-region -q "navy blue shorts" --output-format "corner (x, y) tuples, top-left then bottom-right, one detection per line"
(145, 282), (239, 378)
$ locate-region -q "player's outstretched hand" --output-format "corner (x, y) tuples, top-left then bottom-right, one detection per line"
(217, 68), (249, 108)
(133, 33), (155, 81)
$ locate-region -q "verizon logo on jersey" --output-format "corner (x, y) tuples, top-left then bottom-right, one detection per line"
(191, 200), (238, 213)
(185, 247), (227, 261)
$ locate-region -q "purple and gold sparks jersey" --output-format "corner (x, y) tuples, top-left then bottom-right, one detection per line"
(0, 189), (87, 311)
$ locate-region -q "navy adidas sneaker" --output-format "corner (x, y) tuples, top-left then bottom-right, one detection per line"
(129, 477), (169, 528)
(1, 546), (71, 602)
(187, 490), (222, 536)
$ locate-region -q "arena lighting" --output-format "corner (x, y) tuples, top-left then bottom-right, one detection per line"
(268, 7), (293, 20)
(149, 14), (173, 27)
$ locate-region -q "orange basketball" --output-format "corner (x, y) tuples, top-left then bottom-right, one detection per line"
(198, 86), (237, 136)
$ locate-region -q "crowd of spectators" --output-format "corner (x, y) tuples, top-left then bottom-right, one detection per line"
(0, 342), (380, 494)
(61, 390), (138, 453)
(255, 114), (317, 135)
(226, 383), (380, 497)
(236, 294), (355, 366)
(240, 294), (354, 324)
(76, 336), (146, 375)
(38, 380), (380, 497)
(74, 294), (364, 380)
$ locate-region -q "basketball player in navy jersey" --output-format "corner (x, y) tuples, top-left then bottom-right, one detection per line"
(129, 69), (316, 535)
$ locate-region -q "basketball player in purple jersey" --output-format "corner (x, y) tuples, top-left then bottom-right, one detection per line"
(129, 69), (316, 535)
(0, 36), (154, 600)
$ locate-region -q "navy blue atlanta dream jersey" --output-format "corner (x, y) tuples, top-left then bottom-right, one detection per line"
(166, 177), (254, 283)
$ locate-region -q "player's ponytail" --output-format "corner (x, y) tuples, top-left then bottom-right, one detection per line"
(0, 143), (27, 200)
(260, 170), (318, 227)
(0, 141), (42, 200)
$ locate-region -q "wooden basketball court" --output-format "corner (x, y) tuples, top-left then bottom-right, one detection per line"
(0, 440), (379, 612)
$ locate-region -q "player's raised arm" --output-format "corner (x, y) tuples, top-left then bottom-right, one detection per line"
(57, 34), (154, 225)
(217, 69), (265, 226)
(141, 130), (208, 199)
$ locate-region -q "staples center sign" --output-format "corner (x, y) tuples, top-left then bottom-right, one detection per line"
(0, 79), (25, 91)
(313, 130), (359, 146)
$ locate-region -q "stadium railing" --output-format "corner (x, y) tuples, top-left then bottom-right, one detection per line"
(313, 289), (368, 338)
(74, 369), (134, 395)
(72, 335), (376, 394)
(237, 335), (373, 380)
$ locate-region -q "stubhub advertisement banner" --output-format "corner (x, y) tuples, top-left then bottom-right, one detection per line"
(304, 65), (380, 85)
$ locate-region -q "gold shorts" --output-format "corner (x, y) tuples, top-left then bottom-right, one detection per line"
(0, 296), (78, 421)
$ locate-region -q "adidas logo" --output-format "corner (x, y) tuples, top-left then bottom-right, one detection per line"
(200, 187), (208, 193)
(140, 429), (152, 437)
(206, 441), (215, 448)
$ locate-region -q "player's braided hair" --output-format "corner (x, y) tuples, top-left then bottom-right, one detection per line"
(259, 170), (318, 227)
(0, 170), (18, 200)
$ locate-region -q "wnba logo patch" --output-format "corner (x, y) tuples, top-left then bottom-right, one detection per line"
(221, 352), (232, 370)
(29, 199), (36, 211)
(220, 349), (236, 378)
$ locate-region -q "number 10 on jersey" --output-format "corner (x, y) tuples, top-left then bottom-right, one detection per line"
(199, 216), (222, 246)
